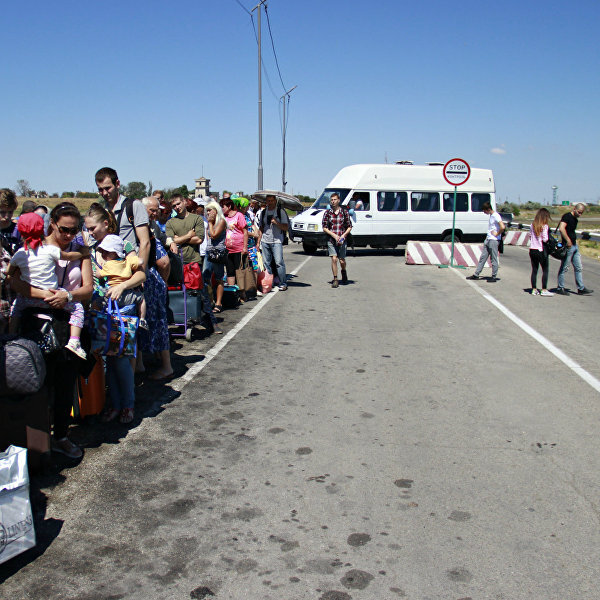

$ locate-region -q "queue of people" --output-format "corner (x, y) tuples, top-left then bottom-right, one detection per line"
(0, 170), (292, 460)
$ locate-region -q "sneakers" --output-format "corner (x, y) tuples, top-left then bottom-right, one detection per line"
(555, 287), (570, 295)
(531, 289), (540, 295)
(578, 287), (593, 295)
(332, 278), (339, 288)
(66, 338), (87, 359)
(488, 276), (499, 282)
(278, 285), (288, 291)
(466, 274), (480, 280)
(52, 437), (83, 459)
(139, 318), (149, 330)
(540, 289), (554, 296)
(341, 269), (348, 284)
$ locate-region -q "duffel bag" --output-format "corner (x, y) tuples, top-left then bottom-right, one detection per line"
(0, 335), (46, 396)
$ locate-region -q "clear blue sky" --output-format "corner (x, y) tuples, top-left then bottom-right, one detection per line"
(2, 0), (599, 204)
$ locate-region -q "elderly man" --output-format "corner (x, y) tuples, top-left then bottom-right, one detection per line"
(257, 194), (289, 291)
(141, 196), (170, 283)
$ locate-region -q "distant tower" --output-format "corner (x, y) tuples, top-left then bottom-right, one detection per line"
(552, 185), (558, 205)
(195, 177), (210, 198)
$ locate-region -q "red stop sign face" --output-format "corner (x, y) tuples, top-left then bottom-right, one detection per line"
(443, 159), (470, 186)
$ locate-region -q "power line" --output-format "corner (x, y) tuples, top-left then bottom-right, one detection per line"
(232, 0), (252, 16)
(250, 13), (279, 101)
(264, 4), (286, 92)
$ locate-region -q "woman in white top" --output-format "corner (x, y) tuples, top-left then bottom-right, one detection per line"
(529, 208), (553, 296)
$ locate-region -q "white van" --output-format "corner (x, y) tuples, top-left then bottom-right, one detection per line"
(290, 162), (496, 254)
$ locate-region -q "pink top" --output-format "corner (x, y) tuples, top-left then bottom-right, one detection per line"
(529, 224), (548, 252)
(225, 211), (247, 253)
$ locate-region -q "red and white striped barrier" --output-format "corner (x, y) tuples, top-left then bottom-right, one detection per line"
(504, 231), (530, 246)
(405, 241), (491, 267)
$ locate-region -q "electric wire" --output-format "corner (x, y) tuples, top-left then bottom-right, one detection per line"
(264, 4), (287, 92)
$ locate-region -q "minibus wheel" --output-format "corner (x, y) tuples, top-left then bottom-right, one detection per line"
(442, 233), (461, 243)
(302, 242), (318, 255)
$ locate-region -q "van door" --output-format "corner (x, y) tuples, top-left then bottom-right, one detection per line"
(345, 191), (373, 244)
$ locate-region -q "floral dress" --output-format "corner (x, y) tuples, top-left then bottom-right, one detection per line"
(138, 238), (170, 353)
(244, 213), (259, 271)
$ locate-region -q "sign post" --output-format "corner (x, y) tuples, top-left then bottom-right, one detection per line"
(442, 158), (471, 268)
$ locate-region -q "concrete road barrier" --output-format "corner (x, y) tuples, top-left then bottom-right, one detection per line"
(406, 241), (491, 267)
(504, 230), (530, 246)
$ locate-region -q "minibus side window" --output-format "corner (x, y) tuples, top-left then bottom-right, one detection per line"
(350, 192), (370, 211)
(443, 192), (468, 212)
(471, 193), (491, 211)
(411, 192), (440, 212)
(377, 192), (407, 212)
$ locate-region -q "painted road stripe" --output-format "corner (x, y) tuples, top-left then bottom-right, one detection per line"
(171, 255), (313, 392)
(455, 269), (600, 394)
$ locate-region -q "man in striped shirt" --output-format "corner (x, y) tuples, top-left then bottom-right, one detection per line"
(322, 193), (352, 288)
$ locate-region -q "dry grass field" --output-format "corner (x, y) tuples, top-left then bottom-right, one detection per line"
(17, 196), (99, 215)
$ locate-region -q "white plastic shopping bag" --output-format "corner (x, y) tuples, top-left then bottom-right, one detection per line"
(0, 445), (36, 564)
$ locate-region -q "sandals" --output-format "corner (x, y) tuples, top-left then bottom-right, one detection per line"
(101, 409), (120, 423)
(212, 304), (223, 313)
(119, 408), (134, 424)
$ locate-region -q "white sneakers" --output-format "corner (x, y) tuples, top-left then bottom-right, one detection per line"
(66, 338), (87, 359)
(532, 289), (554, 297)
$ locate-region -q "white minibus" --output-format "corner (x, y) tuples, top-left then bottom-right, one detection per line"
(290, 162), (496, 254)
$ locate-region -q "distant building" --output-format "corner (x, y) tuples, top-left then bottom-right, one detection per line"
(194, 177), (210, 199)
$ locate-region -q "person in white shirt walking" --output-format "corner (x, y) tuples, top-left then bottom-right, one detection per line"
(466, 201), (505, 282)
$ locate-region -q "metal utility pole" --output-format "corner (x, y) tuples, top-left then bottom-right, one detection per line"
(252, 0), (267, 190)
(280, 85), (297, 192)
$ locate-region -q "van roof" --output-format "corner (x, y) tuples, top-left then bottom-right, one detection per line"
(327, 163), (495, 193)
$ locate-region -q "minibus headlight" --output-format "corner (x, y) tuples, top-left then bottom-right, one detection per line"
(307, 224), (319, 231)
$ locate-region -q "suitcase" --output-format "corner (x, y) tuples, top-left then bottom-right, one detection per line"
(0, 387), (51, 471)
(78, 358), (105, 418)
(222, 284), (240, 309)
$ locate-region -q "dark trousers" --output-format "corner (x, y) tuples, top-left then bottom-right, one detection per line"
(529, 249), (549, 290)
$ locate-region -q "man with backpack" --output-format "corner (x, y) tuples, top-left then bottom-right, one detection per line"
(257, 194), (290, 291)
(322, 192), (352, 288)
(95, 167), (151, 267)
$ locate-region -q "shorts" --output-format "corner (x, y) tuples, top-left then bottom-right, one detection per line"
(327, 240), (347, 259)
(225, 252), (243, 277)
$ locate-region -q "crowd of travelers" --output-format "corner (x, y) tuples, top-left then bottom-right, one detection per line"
(0, 167), (291, 459)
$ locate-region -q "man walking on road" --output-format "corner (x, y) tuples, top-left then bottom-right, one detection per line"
(322, 192), (352, 288)
(557, 203), (593, 295)
(467, 201), (504, 283)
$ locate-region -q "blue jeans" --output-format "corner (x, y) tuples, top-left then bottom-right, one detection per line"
(558, 244), (584, 290)
(106, 356), (135, 410)
(261, 242), (287, 285)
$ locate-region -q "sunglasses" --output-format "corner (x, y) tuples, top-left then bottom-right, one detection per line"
(58, 226), (79, 235)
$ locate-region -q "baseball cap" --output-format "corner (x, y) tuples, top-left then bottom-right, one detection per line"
(98, 234), (125, 258)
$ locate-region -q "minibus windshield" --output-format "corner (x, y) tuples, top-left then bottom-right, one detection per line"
(311, 189), (351, 209)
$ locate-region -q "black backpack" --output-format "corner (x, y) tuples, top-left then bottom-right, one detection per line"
(118, 198), (157, 267)
(260, 205), (289, 245)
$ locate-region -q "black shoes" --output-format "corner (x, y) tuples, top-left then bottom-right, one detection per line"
(466, 274), (480, 280)
(488, 277), (499, 282)
(578, 287), (593, 295)
(555, 287), (570, 295)
(341, 269), (348, 284)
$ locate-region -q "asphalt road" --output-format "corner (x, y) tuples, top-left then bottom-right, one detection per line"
(1, 243), (600, 600)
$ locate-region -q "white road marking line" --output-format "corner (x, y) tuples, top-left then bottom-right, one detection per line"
(455, 269), (600, 394)
(171, 255), (313, 392)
